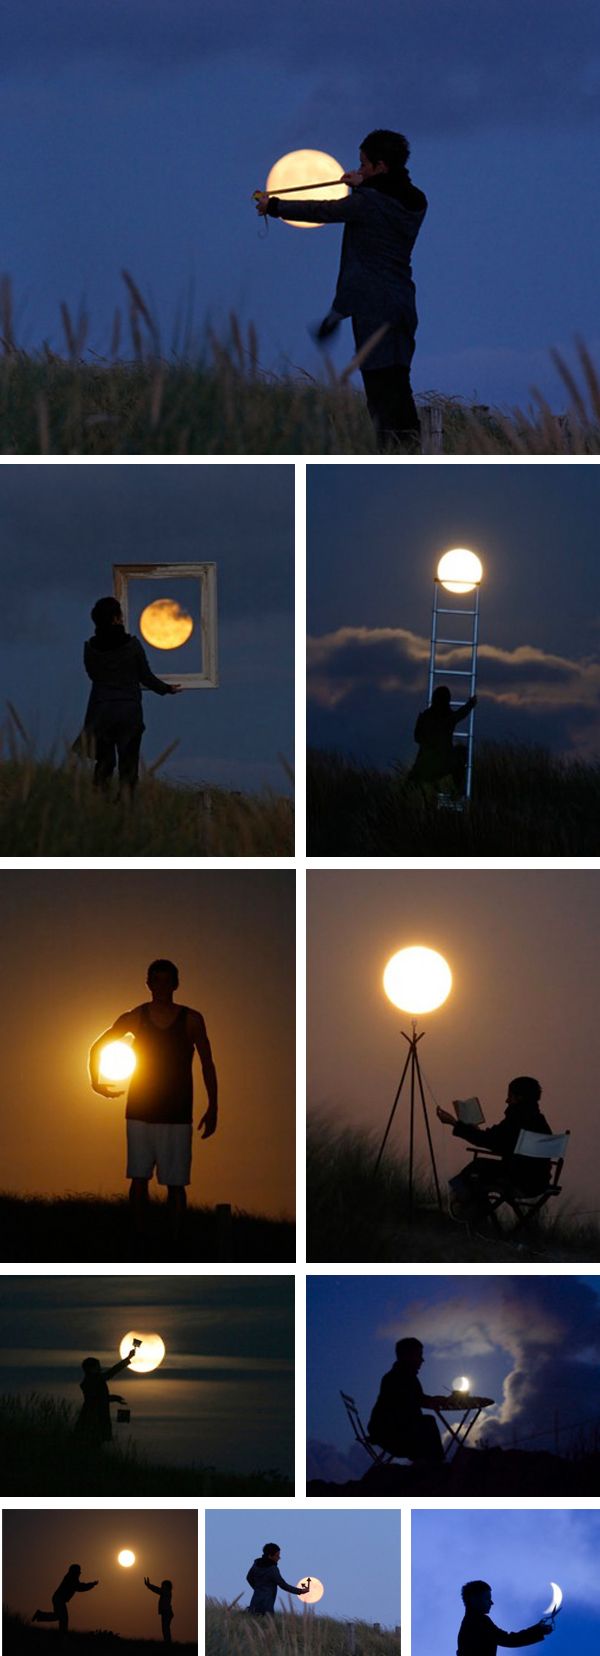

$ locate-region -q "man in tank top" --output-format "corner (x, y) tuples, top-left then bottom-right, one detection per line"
(89, 958), (218, 1241)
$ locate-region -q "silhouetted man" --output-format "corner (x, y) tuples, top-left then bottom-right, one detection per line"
(89, 958), (218, 1244)
(367, 1336), (446, 1461)
(437, 1076), (552, 1227)
(74, 1346), (136, 1445)
(33, 1565), (99, 1633)
(457, 1581), (553, 1655)
(410, 685), (477, 790)
(75, 594), (182, 795)
(246, 1544), (310, 1616)
(145, 1576), (174, 1643)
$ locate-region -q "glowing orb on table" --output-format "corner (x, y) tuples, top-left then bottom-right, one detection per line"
(452, 1376), (471, 1394)
(265, 150), (347, 228)
(297, 1578), (325, 1605)
(118, 1550), (136, 1569)
(543, 1584), (563, 1616)
(98, 1040), (136, 1083)
(437, 548), (483, 594)
(383, 946), (452, 1015)
(120, 1332), (166, 1374)
(140, 598), (194, 650)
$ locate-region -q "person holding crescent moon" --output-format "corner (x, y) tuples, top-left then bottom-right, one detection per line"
(89, 957), (218, 1243)
(255, 129), (427, 452)
(457, 1581), (553, 1655)
(74, 594), (183, 797)
(246, 1544), (311, 1616)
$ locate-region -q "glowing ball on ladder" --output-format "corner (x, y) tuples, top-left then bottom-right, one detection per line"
(118, 1551), (136, 1568)
(383, 946), (452, 1015)
(265, 150), (348, 228)
(120, 1332), (166, 1374)
(140, 598), (194, 650)
(98, 1040), (136, 1083)
(297, 1578), (325, 1604)
(437, 548), (483, 594)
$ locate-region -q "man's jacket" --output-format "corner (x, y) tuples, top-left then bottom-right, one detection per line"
(458, 1609), (547, 1656)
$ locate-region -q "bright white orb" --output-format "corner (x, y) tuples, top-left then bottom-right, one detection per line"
(453, 1376), (471, 1394)
(118, 1550), (136, 1569)
(266, 150), (347, 228)
(120, 1331), (166, 1374)
(99, 1040), (136, 1083)
(297, 1577), (325, 1605)
(543, 1584), (563, 1616)
(437, 548), (483, 594)
(383, 946), (452, 1015)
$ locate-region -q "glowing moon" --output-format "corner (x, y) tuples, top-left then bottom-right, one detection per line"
(297, 1578), (324, 1605)
(120, 1331), (166, 1374)
(118, 1550), (136, 1569)
(383, 946), (452, 1015)
(453, 1376), (471, 1394)
(437, 548), (483, 594)
(139, 598), (194, 650)
(543, 1584), (563, 1616)
(266, 149), (347, 228)
(98, 1040), (136, 1083)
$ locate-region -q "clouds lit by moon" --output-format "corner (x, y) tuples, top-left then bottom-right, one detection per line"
(265, 150), (347, 229)
(139, 598), (194, 650)
(120, 1331), (166, 1374)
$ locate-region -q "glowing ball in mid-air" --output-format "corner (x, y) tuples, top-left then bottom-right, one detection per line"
(98, 1041), (136, 1084)
(120, 1332), (166, 1374)
(140, 598), (194, 650)
(297, 1578), (325, 1605)
(437, 548), (483, 594)
(452, 1376), (471, 1394)
(383, 946), (452, 1016)
(265, 150), (347, 228)
(543, 1585), (563, 1616)
(118, 1550), (136, 1569)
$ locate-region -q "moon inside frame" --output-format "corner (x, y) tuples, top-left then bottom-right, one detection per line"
(139, 597), (195, 650)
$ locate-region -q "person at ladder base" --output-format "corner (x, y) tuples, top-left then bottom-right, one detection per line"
(255, 130), (427, 452)
(409, 686), (477, 792)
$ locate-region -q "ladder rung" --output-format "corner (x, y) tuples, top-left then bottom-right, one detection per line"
(436, 606), (477, 616)
(432, 668), (472, 677)
(435, 637), (473, 645)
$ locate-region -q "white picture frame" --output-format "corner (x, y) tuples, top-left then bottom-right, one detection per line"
(112, 562), (218, 688)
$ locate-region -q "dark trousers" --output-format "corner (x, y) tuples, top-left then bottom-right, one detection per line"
(36, 1598), (68, 1633)
(376, 1414), (444, 1463)
(360, 365), (421, 451)
(91, 707), (144, 792)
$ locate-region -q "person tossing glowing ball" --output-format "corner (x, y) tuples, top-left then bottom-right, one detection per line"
(98, 1040), (136, 1084)
(118, 1551), (136, 1569)
(120, 1332), (166, 1374)
(383, 946), (452, 1016)
(265, 150), (347, 228)
(437, 548), (483, 594)
(297, 1577), (325, 1604)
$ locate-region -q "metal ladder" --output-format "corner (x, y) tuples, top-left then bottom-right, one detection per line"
(427, 579), (481, 799)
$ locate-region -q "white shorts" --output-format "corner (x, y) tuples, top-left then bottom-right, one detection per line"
(126, 1121), (193, 1186)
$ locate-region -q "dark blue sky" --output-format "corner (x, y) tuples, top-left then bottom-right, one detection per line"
(306, 1275), (600, 1481)
(2, 2), (599, 409)
(0, 464), (293, 792)
(206, 1510), (400, 1627)
(413, 1511), (600, 1656)
(307, 464), (600, 765)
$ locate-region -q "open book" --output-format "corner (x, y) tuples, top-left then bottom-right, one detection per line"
(453, 1096), (484, 1126)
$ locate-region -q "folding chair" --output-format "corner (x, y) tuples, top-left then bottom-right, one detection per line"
(466, 1129), (569, 1236)
(339, 1391), (393, 1465)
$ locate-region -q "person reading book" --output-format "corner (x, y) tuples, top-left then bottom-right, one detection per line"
(437, 1076), (552, 1226)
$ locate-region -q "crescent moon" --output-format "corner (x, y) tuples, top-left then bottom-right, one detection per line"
(543, 1583), (563, 1616)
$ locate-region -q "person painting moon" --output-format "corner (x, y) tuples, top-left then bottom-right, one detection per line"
(255, 129), (427, 452)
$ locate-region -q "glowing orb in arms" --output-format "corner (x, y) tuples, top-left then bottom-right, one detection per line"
(98, 1041), (136, 1083)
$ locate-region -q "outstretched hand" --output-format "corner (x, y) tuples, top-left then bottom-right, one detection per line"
(341, 169), (364, 186)
(254, 192), (270, 216)
(436, 1106), (455, 1125)
(92, 1083), (125, 1098)
(169, 684), (184, 694)
(198, 1108), (217, 1139)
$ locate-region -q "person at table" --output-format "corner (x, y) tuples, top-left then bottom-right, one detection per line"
(457, 1580), (553, 1655)
(437, 1076), (552, 1226)
(367, 1336), (446, 1461)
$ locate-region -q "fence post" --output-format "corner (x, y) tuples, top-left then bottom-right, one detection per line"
(346, 1624), (357, 1654)
(419, 404), (443, 454)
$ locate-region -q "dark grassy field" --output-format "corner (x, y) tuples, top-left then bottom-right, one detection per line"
(307, 742), (600, 856)
(3, 1610), (197, 1655)
(307, 1441), (600, 1498)
(0, 1193), (294, 1265)
(307, 1115), (600, 1264)
(1, 279), (598, 454)
(0, 1395), (293, 1497)
(206, 1600), (399, 1655)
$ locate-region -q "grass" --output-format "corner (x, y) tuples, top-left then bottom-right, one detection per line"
(0, 1394), (293, 1497)
(0, 1193), (295, 1265)
(3, 1610), (197, 1655)
(205, 1600), (398, 1655)
(307, 741), (600, 856)
(1, 276), (599, 453)
(307, 1113), (600, 1264)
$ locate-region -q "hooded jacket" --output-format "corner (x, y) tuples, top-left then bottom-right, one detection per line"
(268, 173), (427, 329)
(84, 625), (171, 707)
(246, 1557), (303, 1614)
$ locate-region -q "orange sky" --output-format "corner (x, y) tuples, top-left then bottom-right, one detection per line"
(0, 871), (294, 1217)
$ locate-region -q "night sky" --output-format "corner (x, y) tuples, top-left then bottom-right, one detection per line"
(307, 1275), (600, 1481)
(3, 1509), (198, 1642)
(206, 1510), (400, 1628)
(0, 464), (294, 793)
(307, 464), (600, 766)
(0, 869), (295, 1217)
(0, 1277), (294, 1480)
(2, 3), (599, 408)
(413, 1510), (600, 1656)
(308, 869), (600, 1215)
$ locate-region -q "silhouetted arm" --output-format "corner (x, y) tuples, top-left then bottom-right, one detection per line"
(144, 1579), (160, 1595)
(190, 1011), (218, 1136)
(102, 1350), (135, 1381)
(132, 638), (175, 696)
(76, 1582), (98, 1593)
(266, 193), (366, 225)
(88, 1010), (139, 1095)
(491, 1621), (549, 1647)
(452, 1119), (510, 1154)
(451, 696), (477, 728)
(275, 1569), (308, 1595)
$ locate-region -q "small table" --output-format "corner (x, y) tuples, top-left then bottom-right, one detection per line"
(429, 1394), (495, 1458)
